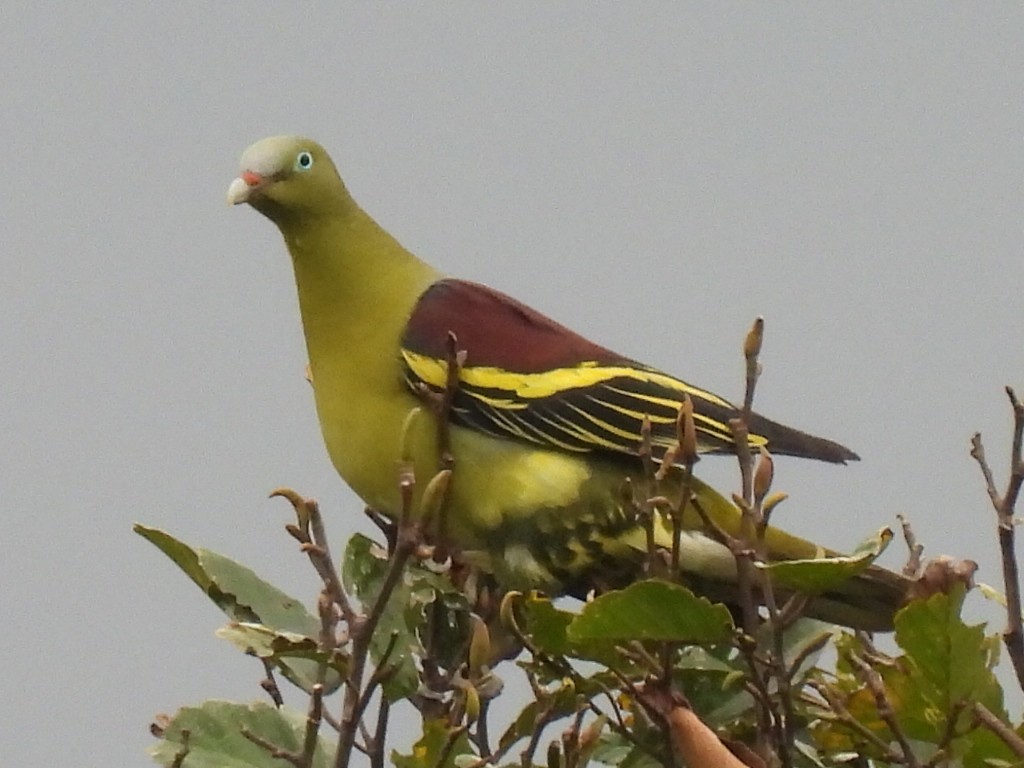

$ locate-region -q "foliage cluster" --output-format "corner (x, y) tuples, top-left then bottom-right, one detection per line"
(140, 325), (1024, 767)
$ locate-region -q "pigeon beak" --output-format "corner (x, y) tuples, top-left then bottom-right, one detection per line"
(226, 170), (266, 205)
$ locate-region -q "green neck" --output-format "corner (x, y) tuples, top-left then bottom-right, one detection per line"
(281, 203), (440, 370)
(276, 202), (441, 509)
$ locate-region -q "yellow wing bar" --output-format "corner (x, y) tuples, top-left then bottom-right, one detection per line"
(401, 349), (764, 460)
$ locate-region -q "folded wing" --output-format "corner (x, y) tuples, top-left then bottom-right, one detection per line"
(401, 279), (856, 464)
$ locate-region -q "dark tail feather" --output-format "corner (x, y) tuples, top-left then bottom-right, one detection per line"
(745, 410), (859, 464)
(806, 563), (909, 631)
(651, 563), (909, 632)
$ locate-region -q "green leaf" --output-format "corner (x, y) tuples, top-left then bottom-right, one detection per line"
(135, 525), (318, 635)
(341, 533), (476, 700)
(896, 586), (1002, 708)
(135, 525), (214, 592)
(591, 731), (633, 766)
(342, 534), (421, 698)
(673, 646), (753, 725)
(148, 700), (333, 768)
(759, 618), (836, 682)
(618, 748), (666, 768)
(568, 580), (733, 644)
(591, 729), (672, 768)
(673, 644), (736, 673)
(497, 699), (545, 755)
(496, 681), (580, 754)
(200, 548), (319, 635)
(135, 525), (240, 618)
(816, 588), (1016, 764)
(894, 585), (1008, 752)
(758, 527), (892, 593)
(216, 621), (348, 687)
(136, 525), (325, 692)
(391, 717), (474, 768)
(518, 593), (700, 671)
(404, 566), (471, 673)
(520, 594), (573, 653)
(341, 532), (388, 596)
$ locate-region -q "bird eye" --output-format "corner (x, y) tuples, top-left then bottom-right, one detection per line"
(295, 151), (314, 171)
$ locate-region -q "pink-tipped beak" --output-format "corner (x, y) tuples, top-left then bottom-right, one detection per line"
(226, 171), (266, 205)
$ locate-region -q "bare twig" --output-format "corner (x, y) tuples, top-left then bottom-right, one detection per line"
(338, 343), (462, 765)
(774, 593), (810, 631)
(275, 489), (357, 626)
(924, 699), (965, 768)
(722, 318), (795, 763)
(809, 681), (904, 762)
(268, 489), (382, 767)
(519, 700), (558, 768)
(734, 634), (775, 748)
(242, 726), (307, 767)
(741, 318), (764, 415)
(321, 707), (342, 734)
(410, 331), (464, 470)
(638, 416), (662, 578)
(474, 662), (646, 768)
(847, 652), (920, 767)
(732, 317), (764, 514)
(474, 698), (492, 760)
(687, 496), (738, 551)
(688, 491), (779, 759)
(259, 658), (284, 707)
(669, 395), (699, 579)
(897, 514), (924, 577)
(972, 435), (1002, 509)
(559, 711), (587, 768)
(596, 684), (630, 737)
(785, 630), (832, 681)
(434, 331), (464, 469)
(973, 701), (1024, 757)
(364, 506), (398, 553)
(368, 697), (390, 768)
(298, 685), (325, 767)
(970, 386), (1024, 692)
(335, 469), (420, 768)
(349, 632), (401, 732)
(727, 320), (768, 646)
(750, 447), (792, 761)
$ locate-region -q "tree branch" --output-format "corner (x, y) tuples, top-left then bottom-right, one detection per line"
(970, 386), (1024, 692)
(973, 701), (1024, 758)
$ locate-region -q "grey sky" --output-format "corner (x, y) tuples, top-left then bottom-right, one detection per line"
(3, 5), (1023, 765)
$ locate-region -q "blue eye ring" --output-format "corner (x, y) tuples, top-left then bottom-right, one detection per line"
(295, 151), (314, 171)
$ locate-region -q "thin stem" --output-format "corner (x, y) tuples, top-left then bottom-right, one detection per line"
(334, 473), (419, 768)
(847, 652), (920, 767)
(475, 699), (492, 760)
(259, 658), (284, 707)
(970, 386), (1024, 692)
(973, 702), (1024, 757)
(809, 681), (904, 762)
(298, 685), (324, 768)
(275, 489), (357, 626)
(434, 726), (469, 768)
(519, 704), (557, 768)
(367, 697), (390, 768)
(897, 514), (924, 577)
